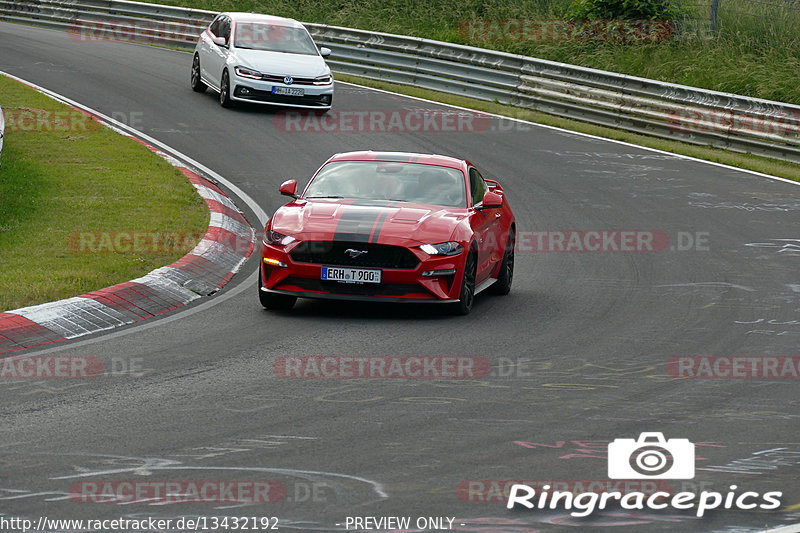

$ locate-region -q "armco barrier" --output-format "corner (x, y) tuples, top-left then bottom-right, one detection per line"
(3, 0), (800, 162)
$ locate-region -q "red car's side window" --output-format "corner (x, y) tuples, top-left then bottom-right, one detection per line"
(469, 167), (487, 206)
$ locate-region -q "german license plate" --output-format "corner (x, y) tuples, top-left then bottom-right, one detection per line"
(272, 86), (304, 96)
(321, 266), (381, 284)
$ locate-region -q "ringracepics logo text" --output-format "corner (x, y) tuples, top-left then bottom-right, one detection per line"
(506, 433), (782, 517)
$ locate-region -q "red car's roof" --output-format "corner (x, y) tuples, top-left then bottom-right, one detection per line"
(327, 151), (470, 171)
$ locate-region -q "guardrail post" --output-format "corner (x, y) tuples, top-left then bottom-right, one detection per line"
(710, 0), (720, 34)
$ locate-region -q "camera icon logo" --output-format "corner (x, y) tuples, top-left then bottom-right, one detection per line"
(608, 432), (695, 479)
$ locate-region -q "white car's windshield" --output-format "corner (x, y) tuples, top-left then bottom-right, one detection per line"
(234, 23), (319, 55)
(305, 161), (468, 207)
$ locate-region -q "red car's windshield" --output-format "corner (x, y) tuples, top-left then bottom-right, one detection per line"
(304, 161), (467, 207)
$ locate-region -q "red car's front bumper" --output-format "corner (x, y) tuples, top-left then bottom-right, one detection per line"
(260, 241), (464, 303)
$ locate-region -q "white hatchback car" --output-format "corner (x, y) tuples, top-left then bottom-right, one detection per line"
(191, 12), (334, 110)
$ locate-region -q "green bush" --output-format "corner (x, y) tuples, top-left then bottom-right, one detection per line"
(566, 0), (682, 19)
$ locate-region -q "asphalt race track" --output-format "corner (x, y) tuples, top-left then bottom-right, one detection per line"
(1, 21), (800, 533)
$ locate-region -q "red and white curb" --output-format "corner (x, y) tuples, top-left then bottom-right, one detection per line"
(0, 73), (256, 354)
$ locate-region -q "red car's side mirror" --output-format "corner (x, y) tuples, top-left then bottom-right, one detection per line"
(279, 179), (298, 198)
(480, 190), (503, 209)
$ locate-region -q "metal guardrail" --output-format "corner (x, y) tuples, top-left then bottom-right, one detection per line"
(4, 0), (800, 163)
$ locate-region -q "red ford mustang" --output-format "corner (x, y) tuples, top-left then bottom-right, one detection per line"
(258, 151), (515, 314)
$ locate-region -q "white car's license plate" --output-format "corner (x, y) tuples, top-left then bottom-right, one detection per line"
(321, 266), (381, 284)
(272, 86), (304, 96)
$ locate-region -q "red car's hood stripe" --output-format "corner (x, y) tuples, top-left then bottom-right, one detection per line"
(332, 201), (398, 243)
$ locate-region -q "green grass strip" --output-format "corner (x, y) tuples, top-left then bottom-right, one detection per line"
(0, 75), (209, 311)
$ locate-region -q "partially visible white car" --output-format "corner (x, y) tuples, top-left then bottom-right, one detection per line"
(191, 12), (334, 110)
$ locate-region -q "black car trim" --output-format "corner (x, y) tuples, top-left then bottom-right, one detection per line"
(332, 201), (397, 243)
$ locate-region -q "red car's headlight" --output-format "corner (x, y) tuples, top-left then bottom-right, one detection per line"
(263, 229), (296, 246)
(420, 242), (463, 256)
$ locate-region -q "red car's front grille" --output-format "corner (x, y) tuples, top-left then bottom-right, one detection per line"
(289, 241), (420, 270)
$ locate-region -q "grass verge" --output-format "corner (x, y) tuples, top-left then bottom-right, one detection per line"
(335, 73), (800, 182)
(0, 75), (209, 312)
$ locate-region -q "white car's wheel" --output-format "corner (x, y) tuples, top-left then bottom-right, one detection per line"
(190, 55), (206, 93)
(219, 69), (233, 108)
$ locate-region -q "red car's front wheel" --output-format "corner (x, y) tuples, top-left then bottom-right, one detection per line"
(451, 250), (476, 315)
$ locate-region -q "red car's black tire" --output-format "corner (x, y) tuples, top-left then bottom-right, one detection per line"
(490, 229), (515, 296)
(451, 250), (476, 315)
(258, 267), (296, 310)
